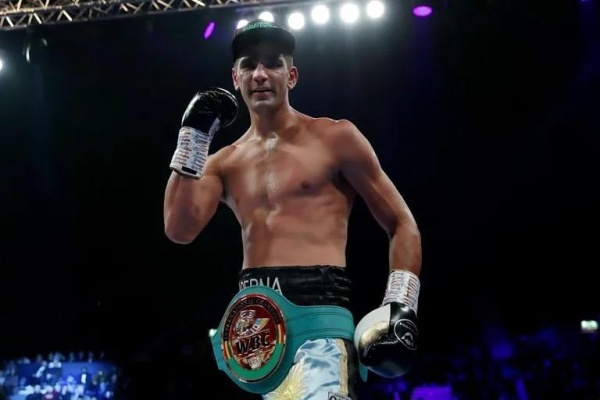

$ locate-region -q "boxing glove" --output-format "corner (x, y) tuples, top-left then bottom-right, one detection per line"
(170, 87), (239, 179)
(354, 270), (420, 378)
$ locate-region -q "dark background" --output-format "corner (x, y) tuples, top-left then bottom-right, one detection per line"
(0, 0), (599, 397)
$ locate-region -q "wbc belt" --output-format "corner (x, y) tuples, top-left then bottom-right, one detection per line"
(211, 285), (356, 394)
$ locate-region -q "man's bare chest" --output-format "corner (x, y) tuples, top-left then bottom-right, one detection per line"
(222, 141), (336, 205)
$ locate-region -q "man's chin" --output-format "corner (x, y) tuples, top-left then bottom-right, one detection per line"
(249, 100), (277, 112)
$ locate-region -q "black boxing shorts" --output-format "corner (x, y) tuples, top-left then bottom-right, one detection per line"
(238, 265), (352, 307)
(211, 265), (362, 400)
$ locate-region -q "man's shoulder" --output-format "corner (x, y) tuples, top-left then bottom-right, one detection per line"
(304, 116), (359, 142)
(305, 117), (361, 146)
(306, 116), (355, 130)
(205, 143), (239, 172)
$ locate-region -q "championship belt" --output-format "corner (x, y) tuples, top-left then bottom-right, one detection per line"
(211, 285), (356, 394)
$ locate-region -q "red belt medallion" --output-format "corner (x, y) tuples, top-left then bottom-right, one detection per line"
(220, 293), (287, 382)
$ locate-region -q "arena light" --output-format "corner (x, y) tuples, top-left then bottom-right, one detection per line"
(203, 21), (216, 39)
(413, 6), (432, 17)
(258, 11), (275, 22)
(366, 0), (384, 19)
(23, 36), (49, 65)
(412, 0), (433, 17)
(340, 3), (360, 24)
(581, 320), (598, 333)
(311, 4), (330, 24)
(287, 12), (305, 30)
(236, 19), (249, 29)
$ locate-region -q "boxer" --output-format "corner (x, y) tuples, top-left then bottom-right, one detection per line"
(164, 19), (422, 400)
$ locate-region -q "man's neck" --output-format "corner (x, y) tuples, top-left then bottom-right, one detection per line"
(249, 104), (298, 139)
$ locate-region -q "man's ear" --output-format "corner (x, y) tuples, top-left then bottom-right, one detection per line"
(232, 67), (240, 91)
(288, 66), (298, 90)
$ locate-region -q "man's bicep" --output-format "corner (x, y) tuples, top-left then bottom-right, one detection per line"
(345, 165), (410, 235)
(336, 120), (384, 190)
(164, 153), (225, 244)
(198, 154), (225, 206)
(337, 123), (412, 234)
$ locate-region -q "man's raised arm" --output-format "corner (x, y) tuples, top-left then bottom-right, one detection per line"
(164, 156), (224, 244)
(163, 87), (239, 244)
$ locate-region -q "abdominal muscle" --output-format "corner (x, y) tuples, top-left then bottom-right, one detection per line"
(240, 203), (349, 269)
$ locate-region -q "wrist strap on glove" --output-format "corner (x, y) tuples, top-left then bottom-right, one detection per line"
(381, 270), (420, 313)
(170, 118), (220, 179)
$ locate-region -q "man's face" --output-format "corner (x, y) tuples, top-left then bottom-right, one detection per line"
(232, 43), (298, 113)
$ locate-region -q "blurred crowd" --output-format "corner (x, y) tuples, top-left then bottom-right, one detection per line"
(0, 351), (117, 400)
(365, 324), (600, 399)
(1, 324), (598, 400)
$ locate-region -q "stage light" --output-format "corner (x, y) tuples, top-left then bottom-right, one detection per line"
(366, 0), (384, 18)
(236, 19), (249, 29)
(258, 11), (275, 22)
(203, 21), (216, 39)
(413, 6), (432, 17)
(412, 1), (433, 17)
(208, 328), (217, 338)
(288, 12), (305, 30)
(581, 320), (598, 333)
(340, 3), (360, 24)
(311, 4), (330, 24)
(0, 58), (3, 72)
(23, 36), (49, 65)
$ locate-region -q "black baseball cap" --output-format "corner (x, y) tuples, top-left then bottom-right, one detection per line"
(231, 19), (296, 62)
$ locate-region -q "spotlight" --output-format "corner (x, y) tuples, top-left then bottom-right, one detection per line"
(340, 3), (360, 24)
(366, 0), (385, 19)
(412, 1), (433, 17)
(311, 4), (330, 24)
(23, 36), (49, 65)
(203, 21), (216, 40)
(287, 12), (305, 30)
(0, 49), (6, 73)
(581, 320), (598, 333)
(236, 19), (249, 29)
(258, 11), (274, 22)
(413, 6), (432, 17)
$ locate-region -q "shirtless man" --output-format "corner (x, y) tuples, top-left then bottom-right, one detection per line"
(164, 20), (422, 400)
